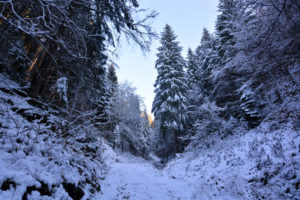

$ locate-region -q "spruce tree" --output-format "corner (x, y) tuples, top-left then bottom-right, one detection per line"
(186, 48), (198, 88)
(215, 0), (237, 64)
(152, 24), (188, 160)
(186, 28), (214, 138)
(186, 48), (200, 139)
(93, 64), (110, 128)
(196, 28), (214, 97)
(211, 0), (242, 120)
(107, 64), (118, 98)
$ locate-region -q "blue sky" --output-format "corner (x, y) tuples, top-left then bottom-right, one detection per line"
(116, 0), (219, 114)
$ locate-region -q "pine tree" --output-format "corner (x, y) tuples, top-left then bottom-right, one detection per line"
(186, 48), (198, 88)
(210, 0), (242, 120)
(186, 28), (214, 139)
(200, 28), (212, 49)
(215, 0), (238, 65)
(195, 28), (214, 97)
(107, 64), (118, 98)
(106, 64), (118, 131)
(93, 64), (110, 128)
(152, 24), (188, 160)
(140, 109), (151, 156)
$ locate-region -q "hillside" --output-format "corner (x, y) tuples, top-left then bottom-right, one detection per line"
(0, 74), (107, 199)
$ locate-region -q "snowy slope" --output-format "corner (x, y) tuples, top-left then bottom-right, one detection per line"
(0, 74), (107, 200)
(100, 122), (299, 200)
(165, 123), (300, 200)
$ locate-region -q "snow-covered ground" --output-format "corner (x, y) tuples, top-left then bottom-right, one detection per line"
(101, 147), (194, 200)
(100, 121), (300, 200)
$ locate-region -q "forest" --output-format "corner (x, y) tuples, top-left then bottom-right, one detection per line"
(0, 0), (299, 199)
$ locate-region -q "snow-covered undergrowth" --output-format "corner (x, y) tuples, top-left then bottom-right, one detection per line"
(0, 74), (107, 199)
(165, 122), (299, 200)
(164, 79), (300, 200)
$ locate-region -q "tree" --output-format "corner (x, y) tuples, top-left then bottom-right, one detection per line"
(93, 64), (110, 128)
(215, 0), (238, 65)
(208, 0), (243, 120)
(228, 0), (300, 126)
(0, 0), (158, 134)
(152, 24), (188, 160)
(186, 48), (198, 88)
(195, 28), (215, 97)
(106, 63), (119, 131)
(0, 0), (157, 107)
(186, 28), (215, 140)
(107, 64), (118, 98)
(110, 82), (150, 156)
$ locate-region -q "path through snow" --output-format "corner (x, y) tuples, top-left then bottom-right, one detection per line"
(101, 150), (193, 200)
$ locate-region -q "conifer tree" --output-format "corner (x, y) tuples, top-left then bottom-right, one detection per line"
(107, 64), (118, 98)
(186, 28), (214, 138)
(186, 48), (198, 88)
(93, 64), (110, 128)
(211, 0), (242, 119)
(215, 0), (238, 65)
(196, 28), (214, 97)
(152, 24), (188, 160)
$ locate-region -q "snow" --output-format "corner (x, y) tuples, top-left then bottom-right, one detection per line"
(53, 77), (68, 105)
(99, 119), (299, 200)
(0, 74), (106, 199)
(1, 74), (299, 200)
(100, 148), (194, 200)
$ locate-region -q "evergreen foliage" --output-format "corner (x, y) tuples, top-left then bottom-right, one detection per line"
(215, 0), (238, 64)
(184, 0), (299, 146)
(186, 48), (198, 88)
(152, 24), (189, 160)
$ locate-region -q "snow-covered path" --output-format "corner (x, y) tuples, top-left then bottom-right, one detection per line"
(100, 153), (193, 200)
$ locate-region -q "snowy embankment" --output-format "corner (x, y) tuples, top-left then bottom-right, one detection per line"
(0, 74), (106, 200)
(165, 123), (300, 200)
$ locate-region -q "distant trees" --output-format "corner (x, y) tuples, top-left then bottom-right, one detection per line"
(110, 82), (151, 156)
(152, 24), (188, 160)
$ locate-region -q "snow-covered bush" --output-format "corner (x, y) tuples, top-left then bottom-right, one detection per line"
(187, 99), (240, 150)
(0, 74), (107, 199)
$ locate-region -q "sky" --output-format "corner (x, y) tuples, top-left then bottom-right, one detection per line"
(116, 0), (219, 114)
